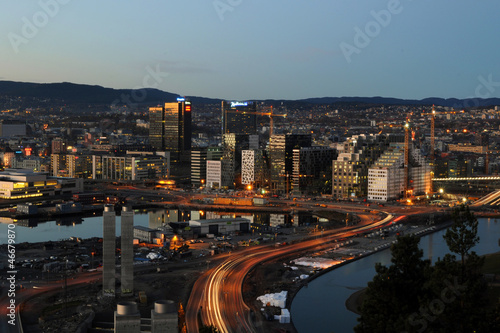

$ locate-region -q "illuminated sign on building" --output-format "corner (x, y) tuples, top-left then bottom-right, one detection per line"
(177, 97), (185, 102)
(186, 105), (191, 112)
(230, 101), (249, 108)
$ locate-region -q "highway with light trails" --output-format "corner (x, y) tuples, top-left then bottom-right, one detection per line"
(186, 213), (397, 333)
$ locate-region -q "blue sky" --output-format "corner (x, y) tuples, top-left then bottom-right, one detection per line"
(2, 0), (500, 100)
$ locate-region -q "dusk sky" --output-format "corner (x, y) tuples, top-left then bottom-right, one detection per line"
(2, 0), (500, 101)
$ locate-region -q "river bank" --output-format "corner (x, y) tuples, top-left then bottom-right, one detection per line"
(291, 214), (500, 333)
(344, 250), (500, 318)
(243, 212), (453, 332)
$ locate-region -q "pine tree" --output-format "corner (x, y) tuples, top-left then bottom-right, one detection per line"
(355, 235), (430, 333)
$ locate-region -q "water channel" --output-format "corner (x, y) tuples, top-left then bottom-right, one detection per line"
(0, 208), (315, 244)
(290, 218), (500, 333)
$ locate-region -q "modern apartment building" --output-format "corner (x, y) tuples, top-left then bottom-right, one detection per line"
(367, 144), (432, 202)
(367, 144), (405, 202)
(332, 134), (398, 198)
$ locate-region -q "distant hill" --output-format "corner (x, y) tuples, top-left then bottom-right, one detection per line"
(0, 81), (220, 105)
(0, 80), (499, 108)
(297, 96), (500, 108)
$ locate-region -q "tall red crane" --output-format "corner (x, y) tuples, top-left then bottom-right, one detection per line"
(421, 106), (464, 165)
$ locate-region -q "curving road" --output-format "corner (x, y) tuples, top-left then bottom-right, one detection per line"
(186, 214), (396, 333)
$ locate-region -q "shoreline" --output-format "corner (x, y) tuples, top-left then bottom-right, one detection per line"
(345, 288), (365, 315)
(344, 248), (500, 316)
(285, 217), (454, 332)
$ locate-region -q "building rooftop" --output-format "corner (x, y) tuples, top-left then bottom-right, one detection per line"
(373, 145), (404, 168)
(189, 217), (251, 225)
(134, 226), (156, 232)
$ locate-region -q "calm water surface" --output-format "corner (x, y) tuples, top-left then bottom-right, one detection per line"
(291, 218), (500, 333)
(0, 209), (310, 244)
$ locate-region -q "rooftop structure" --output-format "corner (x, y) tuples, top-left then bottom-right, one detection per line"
(0, 169), (83, 199)
(189, 217), (251, 235)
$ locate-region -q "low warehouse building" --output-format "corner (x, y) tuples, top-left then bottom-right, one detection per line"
(189, 217), (250, 236)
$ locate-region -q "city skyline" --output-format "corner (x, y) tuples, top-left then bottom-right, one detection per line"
(1, 1), (500, 101)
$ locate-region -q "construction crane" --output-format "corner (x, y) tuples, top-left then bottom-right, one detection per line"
(225, 106), (287, 137)
(421, 106), (464, 165)
(404, 120), (410, 199)
(484, 149), (500, 175)
(376, 117), (412, 198)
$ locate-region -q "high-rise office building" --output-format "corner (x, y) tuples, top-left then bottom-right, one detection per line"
(149, 100), (191, 181)
(292, 146), (337, 196)
(149, 106), (165, 151)
(241, 149), (267, 189)
(222, 134), (250, 188)
(221, 101), (257, 136)
(269, 134), (312, 194)
(191, 149), (207, 187)
(191, 147), (226, 187)
(103, 205), (116, 296)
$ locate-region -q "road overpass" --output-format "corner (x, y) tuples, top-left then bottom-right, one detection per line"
(470, 189), (500, 207)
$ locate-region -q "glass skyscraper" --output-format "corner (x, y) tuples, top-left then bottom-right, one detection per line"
(221, 100), (257, 136)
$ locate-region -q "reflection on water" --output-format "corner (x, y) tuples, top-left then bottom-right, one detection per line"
(0, 208), (320, 244)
